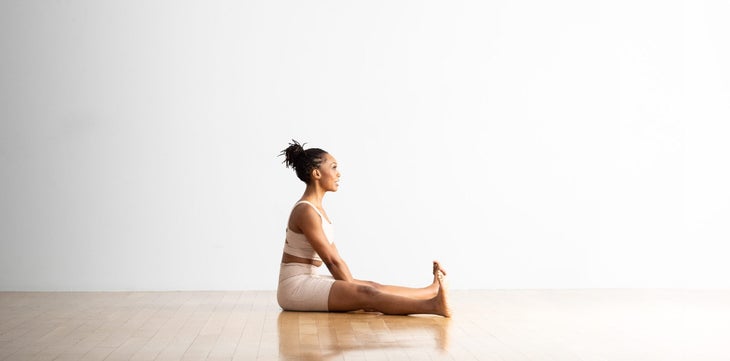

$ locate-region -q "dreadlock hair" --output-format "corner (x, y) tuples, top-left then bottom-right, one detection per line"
(280, 139), (328, 184)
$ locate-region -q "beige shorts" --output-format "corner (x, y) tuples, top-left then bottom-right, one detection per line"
(277, 263), (336, 312)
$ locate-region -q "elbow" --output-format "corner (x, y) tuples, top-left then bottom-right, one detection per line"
(324, 257), (351, 282)
(321, 252), (346, 269)
(323, 256), (343, 269)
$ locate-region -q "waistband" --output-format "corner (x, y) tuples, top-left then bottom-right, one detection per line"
(278, 262), (320, 282)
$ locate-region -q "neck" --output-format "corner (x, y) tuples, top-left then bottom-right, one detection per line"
(300, 184), (325, 207)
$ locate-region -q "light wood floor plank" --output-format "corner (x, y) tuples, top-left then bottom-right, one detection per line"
(1, 290), (729, 360)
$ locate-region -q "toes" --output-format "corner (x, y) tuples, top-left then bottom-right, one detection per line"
(433, 261), (447, 276)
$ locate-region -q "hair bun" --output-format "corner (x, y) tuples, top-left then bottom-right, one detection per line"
(281, 139), (307, 169)
(280, 139), (327, 184)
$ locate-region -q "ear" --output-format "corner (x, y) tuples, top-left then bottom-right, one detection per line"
(312, 168), (321, 179)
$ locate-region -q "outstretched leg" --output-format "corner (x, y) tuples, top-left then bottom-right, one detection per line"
(328, 270), (451, 317)
(353, 261), (447, 300)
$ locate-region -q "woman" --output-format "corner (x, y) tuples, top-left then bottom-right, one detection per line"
(277, 140), (451, 317)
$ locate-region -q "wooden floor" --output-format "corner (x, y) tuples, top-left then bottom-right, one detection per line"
(1, 289), (729, 361)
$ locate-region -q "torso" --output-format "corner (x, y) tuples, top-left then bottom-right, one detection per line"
(281, 252), (322, 266)
(281, 200), (331, 267)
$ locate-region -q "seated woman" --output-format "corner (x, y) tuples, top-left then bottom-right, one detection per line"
(277, 140), (451, 317)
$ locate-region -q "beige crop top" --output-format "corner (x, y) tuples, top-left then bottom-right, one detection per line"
(283, 201), (334, 262)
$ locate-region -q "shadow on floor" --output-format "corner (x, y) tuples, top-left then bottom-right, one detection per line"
(277, 310), (451, 360)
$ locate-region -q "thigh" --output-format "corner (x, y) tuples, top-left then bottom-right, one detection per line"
(327, 280), (376, 312)
(278, 274), (334, 312)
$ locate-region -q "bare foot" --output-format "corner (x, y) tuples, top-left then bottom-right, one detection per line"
(433, 271), (452, 317)
(432, 261), (447, 284)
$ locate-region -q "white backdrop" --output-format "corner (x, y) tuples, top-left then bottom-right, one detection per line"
(1, 0), (729, 291)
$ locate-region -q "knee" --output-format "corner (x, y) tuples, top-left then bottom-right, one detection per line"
(363, 281), (383, 290)
(355, 284), (380, 298)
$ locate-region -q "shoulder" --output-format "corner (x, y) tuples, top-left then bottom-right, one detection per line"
(290, 202), (321, 225)
(289, 203), (323, 234)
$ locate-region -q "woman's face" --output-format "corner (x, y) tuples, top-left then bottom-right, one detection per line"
(316, 153), (341, 192)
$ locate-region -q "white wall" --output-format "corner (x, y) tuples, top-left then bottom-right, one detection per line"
(1, 0), (729, 291)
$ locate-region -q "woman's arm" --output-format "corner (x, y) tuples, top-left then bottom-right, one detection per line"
(293, 206), (354, 282)
(324, 243), (354, 282)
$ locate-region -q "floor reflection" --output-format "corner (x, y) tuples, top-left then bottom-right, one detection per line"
(277, 311), (451, 360)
